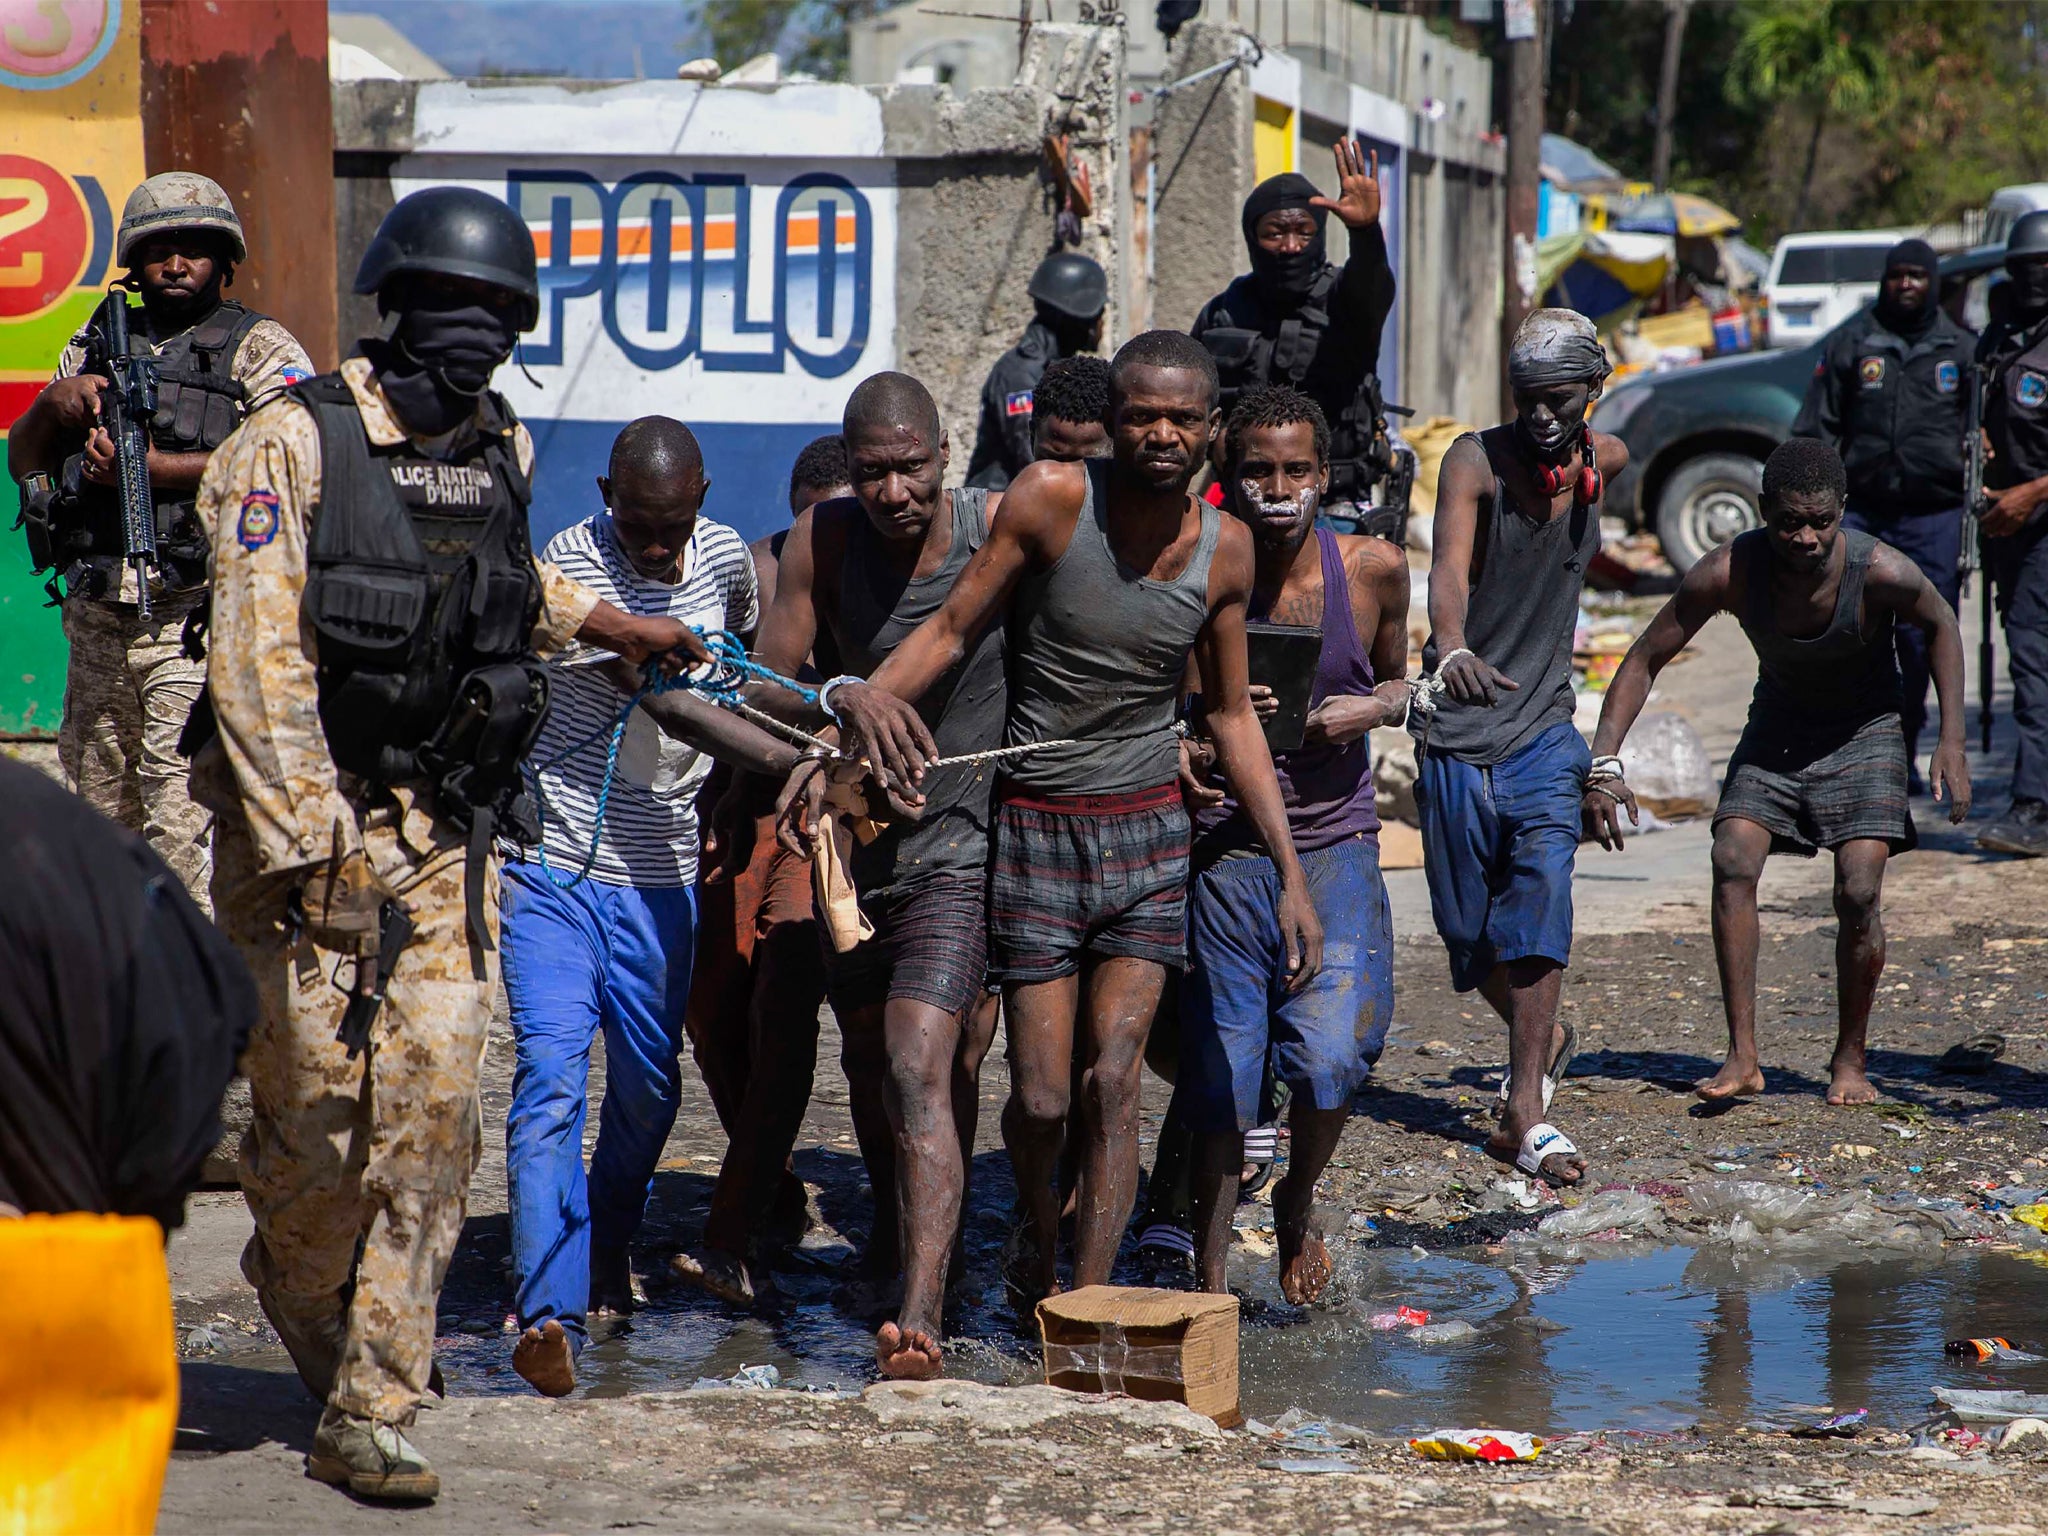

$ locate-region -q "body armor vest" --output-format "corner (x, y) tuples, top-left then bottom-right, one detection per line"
(58, 301), (267, 591)
(1983, 313), (2048, 490)
(296, 373), (551, 943)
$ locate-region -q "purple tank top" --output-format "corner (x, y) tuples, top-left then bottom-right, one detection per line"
(1196, 526), (1381, 857)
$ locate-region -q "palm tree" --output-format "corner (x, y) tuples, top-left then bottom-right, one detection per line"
(1728, 0), (1892, 228)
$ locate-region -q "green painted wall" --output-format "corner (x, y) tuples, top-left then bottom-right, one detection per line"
(0, 448), (69, 738)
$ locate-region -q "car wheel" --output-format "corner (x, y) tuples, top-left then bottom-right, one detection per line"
(1654, 451), (1764, 571)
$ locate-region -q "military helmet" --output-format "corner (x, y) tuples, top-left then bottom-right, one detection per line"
(2007, 210), (2048, 268)
(353, 186), (540, 330)
(117, 172), (247, 266)
(1027, 251), (1109, 322)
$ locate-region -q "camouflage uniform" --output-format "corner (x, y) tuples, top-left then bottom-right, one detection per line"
(192, 356), (597, 1426)
(52, 316), (313, 913)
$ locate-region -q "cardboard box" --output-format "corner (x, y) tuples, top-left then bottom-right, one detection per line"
(1379, 819), (1424, 870)
(1036, 1285), (1241, 1427)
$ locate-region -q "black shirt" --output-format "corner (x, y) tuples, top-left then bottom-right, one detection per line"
(966, 319), (1060, 491)
(1792, 305), (1975, 515)
(1977, 309), (2048, 489)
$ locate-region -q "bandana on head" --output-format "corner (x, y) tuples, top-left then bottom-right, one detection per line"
(1507, 308), (1609, 392)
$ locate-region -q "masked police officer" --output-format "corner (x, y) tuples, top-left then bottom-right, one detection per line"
(964, 250), (1107, 490)
(1192, 139), (1402, 538)
(189, 186), (707, 1503)
(1792, 237), (1974, 792)
(1976, 211), (2048, 856)
(9, 173), (314, 909)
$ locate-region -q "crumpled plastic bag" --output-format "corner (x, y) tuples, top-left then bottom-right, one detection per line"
(1620, 711), (1715, 818)
(1533, 1188), (1667, 1242)
(1410, 1429), (1543, 1462)
(1686, 1180), (1950, 1250)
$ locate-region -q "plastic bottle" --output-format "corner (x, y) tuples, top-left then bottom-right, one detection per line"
(1947, 1337), (2047, 1363)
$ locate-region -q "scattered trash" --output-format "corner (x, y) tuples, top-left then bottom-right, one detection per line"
(2012, 1204), (2048, 1234)
(1369, 1306), (1431, 1331)
(1881, 1123), (1920, 1141)
(1730, 1488), (1937, 1517)
(1711, 1161), (1748, 1172)
(1686, 1179), (1962, 1248)
(1258, 1457), (1360, 1474)
(1618, 711), (1714, 819)
(1947, 1338), (2046, 1363)
(1410, 1429), (1543, 1463)
(1938, 1032), (2006, 1075)
(1930, 1386), (2048, 1422)
(1415, 1039), (1459, 1058)
(178, 1324), (221, 1357)
(1410, 1320), (1478, 1345)
(1829, 1143), (1877, 1160)
(1528, 1187), (1667, 1242)
(1788, 1408), (1866, 1439)
(693, 1363), (781, 1390)
(1997, 1417), (2048, 1455)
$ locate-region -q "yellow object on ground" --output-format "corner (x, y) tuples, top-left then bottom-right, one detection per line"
(0, 1214), (177, 1535)
(2012, 1204), (2048, 1233)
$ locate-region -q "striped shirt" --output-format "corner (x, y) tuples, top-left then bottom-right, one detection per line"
(526, 513), (759, 888)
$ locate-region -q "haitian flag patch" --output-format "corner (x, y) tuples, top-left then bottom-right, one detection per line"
(1005, 389), (1034, 417)
(237, 489), (281, 550)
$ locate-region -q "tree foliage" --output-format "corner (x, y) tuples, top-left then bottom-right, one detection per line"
(690, 0), (888, 79)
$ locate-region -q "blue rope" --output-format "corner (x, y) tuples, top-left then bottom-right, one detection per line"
(528, 628), (822, 889)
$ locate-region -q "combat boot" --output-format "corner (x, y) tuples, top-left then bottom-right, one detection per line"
(305, 1406), (440, 1502)
(1978, 798), (2048, 857)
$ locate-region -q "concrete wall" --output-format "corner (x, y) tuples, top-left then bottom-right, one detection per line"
(330, 34), (1128, 543)
(1147, 25), (1255, 332)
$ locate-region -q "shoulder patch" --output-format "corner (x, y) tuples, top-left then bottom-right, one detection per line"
(1004, 389), (1034, 418)
(237, 489), (281, 551)
(1937, 359), (1960, 394)
(1858, 356), (1886, 388)
(2020, 371), (2048, 409)
(279, 363), (312, 386)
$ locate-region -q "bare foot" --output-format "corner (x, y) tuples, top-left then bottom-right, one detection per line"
(670, 1248), (755, 1309)
(1277, 1226), (1333, 1306)
(590, 1246), (635, 1317)
(511, 1319), (575, 1398)
(1694, 1057), (1766, 1101)
(876, 1319), (944, 1380)
(1826, 1052), (1878, 1106)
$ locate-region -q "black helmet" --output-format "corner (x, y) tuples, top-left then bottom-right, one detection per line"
(1027, 251), (1108, 322)
(354, 186), (540, 330)
(2006, 210), (2048, 269)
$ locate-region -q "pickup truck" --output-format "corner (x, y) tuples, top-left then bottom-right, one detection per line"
(1595, 245), (2003, 569)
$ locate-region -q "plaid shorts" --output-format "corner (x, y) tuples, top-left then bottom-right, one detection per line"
(1716, 710), (1916, 857)
(823, 873), (989, 1018)
(988, 781), (1190, 984)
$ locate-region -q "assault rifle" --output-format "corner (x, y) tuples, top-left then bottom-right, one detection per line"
(1963, 360), (1994, 753)
(94, 288), (160, 620)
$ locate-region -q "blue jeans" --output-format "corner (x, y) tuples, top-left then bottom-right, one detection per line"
(1177, 836), (1395, 1134)
(1846, 503), (1964, 766)
(501, 862), (697, 1354)
(1415, 719), (1589, 993)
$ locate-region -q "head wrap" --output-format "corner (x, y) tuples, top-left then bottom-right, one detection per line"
(1883, 238), (1937, 277)
(1876, 238), (1940, 336)
(1240, 174), (1328, 298)
(1507, 308), (1609, 392)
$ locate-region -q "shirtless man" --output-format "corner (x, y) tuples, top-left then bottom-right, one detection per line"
(1585, 437), (1970, 1105)
(764, 374), (1004, 1377)
(1177, 384), (1409, 1302)
(829, 331), (1320, 1303)
(1416, 309), (1626, 1188)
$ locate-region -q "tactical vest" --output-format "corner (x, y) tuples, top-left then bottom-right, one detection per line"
(60, 301), (267, 590)
(296, 372), (551, 943)
(1198, 268), (1400, 509)
(1984, 314), (2048, 489)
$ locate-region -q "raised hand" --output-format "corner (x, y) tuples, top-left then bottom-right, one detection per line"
(1309, 138), (1382, 231)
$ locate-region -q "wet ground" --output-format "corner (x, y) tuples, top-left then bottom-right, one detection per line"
(150, 604), (2048, 1528)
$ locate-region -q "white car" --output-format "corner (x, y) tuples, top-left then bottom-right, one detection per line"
(1764, 229), (1910, 350)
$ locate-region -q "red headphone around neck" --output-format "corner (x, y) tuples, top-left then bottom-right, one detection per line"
(1531, 436), (1603, 506)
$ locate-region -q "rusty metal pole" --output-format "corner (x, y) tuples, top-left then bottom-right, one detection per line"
(139, 0), (338, 370)
(1500, 0), (1543, 419)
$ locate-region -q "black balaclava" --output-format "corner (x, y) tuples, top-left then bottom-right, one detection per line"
(1876, 237), (1939, 338)
(369, 287), (521, 437)
(2011, 260), (2048, 321)
(1241, 173), (1328, 301)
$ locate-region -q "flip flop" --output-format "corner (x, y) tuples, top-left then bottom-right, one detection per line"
(1240, 1124), (1281, 1197)
(1939, 1031), (2006, 1075)
(1495, 1021), (1578, 1117)
(1491, 1122), (1584, 1187)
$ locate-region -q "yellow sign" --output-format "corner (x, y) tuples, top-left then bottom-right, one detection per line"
(1253, 96), (1296, 182)
(0, 0), (144, 432)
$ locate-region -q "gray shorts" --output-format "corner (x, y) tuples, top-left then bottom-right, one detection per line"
(1715, 711), (1915, 857)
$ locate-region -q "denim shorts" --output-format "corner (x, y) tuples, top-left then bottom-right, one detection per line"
(1177, 835), (1395, 1134)
(1415, 719), (1588, 993)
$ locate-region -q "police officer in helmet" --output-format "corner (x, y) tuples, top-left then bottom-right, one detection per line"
(1192, 139), (1402, 538)
(1791, 237), (1974, 793)
(8, 172), (315, 909)
(1976, 210), (2048, 856)
(965, 249), (1107, 490)
(191, 185), (706, 1504)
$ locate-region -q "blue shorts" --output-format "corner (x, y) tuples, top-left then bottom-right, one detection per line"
(1415, 719), (1588, 993)
(1178, 836), (1395, 1135)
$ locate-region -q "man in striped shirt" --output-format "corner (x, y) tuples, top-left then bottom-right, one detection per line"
(500, 417), (778, 1397)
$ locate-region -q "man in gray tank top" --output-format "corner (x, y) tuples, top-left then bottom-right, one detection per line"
(753, 374), (1004, 1381)
(831, 332), (1321, 1306)
(1414, 310), (1628, 1188)
(1584, 439), (1969, 1110)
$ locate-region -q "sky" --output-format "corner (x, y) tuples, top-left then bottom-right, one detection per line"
(332, 0), (709, 81)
